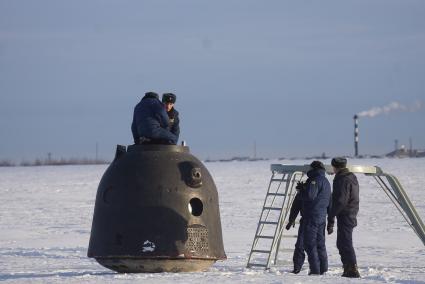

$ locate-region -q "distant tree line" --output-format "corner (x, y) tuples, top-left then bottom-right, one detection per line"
(0, 157), (110, 167)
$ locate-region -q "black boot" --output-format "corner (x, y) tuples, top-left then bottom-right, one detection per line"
(342, 264), (360, 278)
(291, 268), (301, 274)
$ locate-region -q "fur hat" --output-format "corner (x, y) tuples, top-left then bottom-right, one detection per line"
(331, 157), (347, 168)
(144, 92), (159, 99)
(310, 160), (325, 170)
(162, 93), (176, 104)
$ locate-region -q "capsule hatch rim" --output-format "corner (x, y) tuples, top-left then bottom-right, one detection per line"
(127, 144), (190, 153)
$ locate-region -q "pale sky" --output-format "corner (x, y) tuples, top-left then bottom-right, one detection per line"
(1, 0), (424, 162)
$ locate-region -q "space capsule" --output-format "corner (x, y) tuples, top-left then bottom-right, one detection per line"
(87, 144), (226, 273)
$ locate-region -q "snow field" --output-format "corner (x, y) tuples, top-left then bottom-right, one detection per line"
(0, 159), (424, 283)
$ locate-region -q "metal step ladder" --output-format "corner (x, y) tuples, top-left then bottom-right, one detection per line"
(246, 164), (425, 270)
(246, 168), (305, 269)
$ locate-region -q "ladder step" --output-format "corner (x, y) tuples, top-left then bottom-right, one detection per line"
(271, 178), (289, 182)
(279, 248), (294, 253)
(256, 235), (274, 239)
(267, 192), (286, 196)
(263, 206), (281, 211)
(259, 221), (278, 225)
(247, 263), (268, 268)
(251, 249), (271, 254)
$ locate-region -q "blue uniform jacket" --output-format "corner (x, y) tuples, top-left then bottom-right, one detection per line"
(300, 168), (332, 224)
(131, 97), (172, 142)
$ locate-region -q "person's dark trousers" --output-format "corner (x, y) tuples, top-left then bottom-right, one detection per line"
(293, 218), (305, 271)
(336, 215), (357, 266)
(303, 220), (328, 274)
(317, 223), (328, 274)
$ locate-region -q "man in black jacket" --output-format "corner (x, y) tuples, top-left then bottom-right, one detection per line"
(327, 157), (361, 278)
(162, 93), (180, 143)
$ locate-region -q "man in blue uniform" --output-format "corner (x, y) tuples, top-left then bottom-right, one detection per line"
(299, 160), (332, 275)
(131, 92), (177, 145)
(327, 157), (361, 278)
(162, 93), (180, 142)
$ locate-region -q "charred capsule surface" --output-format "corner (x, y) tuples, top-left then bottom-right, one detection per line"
(87, 144), (226, 273)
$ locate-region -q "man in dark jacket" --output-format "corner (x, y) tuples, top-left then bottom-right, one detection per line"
(327, 157), (361, 278)
(299, 160), (332, 275)
(131, 92), (177, 145)
(162, 93), (180, 142)
(285, 188), (305, 274)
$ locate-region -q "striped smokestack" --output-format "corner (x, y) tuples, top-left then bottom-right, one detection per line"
(354, 114), (359, 157)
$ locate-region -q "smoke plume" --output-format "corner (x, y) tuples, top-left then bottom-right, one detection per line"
(357, 101), (424, 118)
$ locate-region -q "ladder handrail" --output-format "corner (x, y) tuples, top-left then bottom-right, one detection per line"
(247, 171), (287, 267)
(255, 172), (285, 244)
(271, 164), (382, 175)
(266, 172), (294, 268)
(384, 173), (425, 245)
(273, 172), (304, 265)
(247, 170), (305, 269)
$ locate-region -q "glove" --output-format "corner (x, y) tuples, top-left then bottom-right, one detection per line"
(295, 181), (305, 191)
(327, 222), (334, 235)
(285, 221), (295, 230)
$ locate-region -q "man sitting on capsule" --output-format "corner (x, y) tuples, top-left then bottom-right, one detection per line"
(131, 92), (178, 145)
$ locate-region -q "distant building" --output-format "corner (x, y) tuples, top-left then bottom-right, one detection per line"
(416, 150), (425, 158)
(386, 145), (425, 158)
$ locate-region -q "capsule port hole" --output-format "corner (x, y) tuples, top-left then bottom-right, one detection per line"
(188, 198), (203, 216)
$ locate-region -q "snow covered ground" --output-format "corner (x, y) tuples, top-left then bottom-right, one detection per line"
(0, 158), (424, 283)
